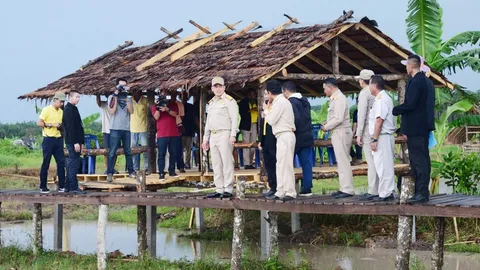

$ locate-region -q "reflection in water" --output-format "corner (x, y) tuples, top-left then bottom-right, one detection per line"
(1, 220), (480, 269)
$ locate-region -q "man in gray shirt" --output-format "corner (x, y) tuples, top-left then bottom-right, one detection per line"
(107, 78), (135, 182)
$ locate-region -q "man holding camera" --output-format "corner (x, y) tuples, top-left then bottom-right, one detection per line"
(37, 91), (66, 193)
(107, 78), (135, 182)
(151, 90), (181, 180)
(202, 77), (239, 198)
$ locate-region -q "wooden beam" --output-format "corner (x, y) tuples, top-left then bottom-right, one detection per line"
(227, 21), (259, 41)
(250, 16), (298, 47)
(136, 28), (209, 71)
(323, 43), (395, 91)
(323, 43), (363, 70)
(277, 73), (407, 82)
(124, 28), (183, 61)
(160, 27), (180, 39)
(305, 53), (360, 89)
(170, 21), (242, 62)
(259, 23), (354, 83)
(189, 20), (212, 34)
(357, 23), (454, 89)
(292, 63), (323, 96)
(332, 38), (339, 73)
(339, 34), (400, 73)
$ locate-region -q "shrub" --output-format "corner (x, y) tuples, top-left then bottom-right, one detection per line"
(438, 151), (480, 194)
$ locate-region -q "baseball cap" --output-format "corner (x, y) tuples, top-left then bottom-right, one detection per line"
(53, 91), (66, 100)
(354, 69), (375, 80)
(211, 76), (225, 86)
(401, 55), (431, 73)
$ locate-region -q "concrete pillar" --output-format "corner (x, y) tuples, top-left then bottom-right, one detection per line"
(195, 208), (205, 234)
(53, 204), (63, 251)
(146, 206), (157, 257)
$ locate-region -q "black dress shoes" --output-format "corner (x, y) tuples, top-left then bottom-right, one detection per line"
(281, 196), (295, 202)
(334, 191), (354, 199)
(407, 194), (429, 204)
(372, 193), (394, 202)
(263, 190), (276, 198)
(206, 192), (222, 198)
(221, 192), (233, 198)
(359, 193), (379, 201)
(331, 190), (342, 197)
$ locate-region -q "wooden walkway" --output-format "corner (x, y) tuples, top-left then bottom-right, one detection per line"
(0, 191), (478, 218)
(76, 163), (410, 191)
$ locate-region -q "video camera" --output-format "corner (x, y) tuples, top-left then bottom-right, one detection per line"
(155, 94), (169, 110)
(115, 85), (130, 100)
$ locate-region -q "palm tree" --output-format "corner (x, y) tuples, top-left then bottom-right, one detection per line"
(406, 0), (480, 148)
(406, 0), (480, 74)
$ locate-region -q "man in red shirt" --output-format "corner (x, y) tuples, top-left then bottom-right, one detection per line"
(151, 92), (181, 180)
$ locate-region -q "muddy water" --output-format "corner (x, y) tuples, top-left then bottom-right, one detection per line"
(1, 220), (479, 269)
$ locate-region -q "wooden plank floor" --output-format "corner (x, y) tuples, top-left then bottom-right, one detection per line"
(77, 163), (410, 191)
(0, 191), (479, 219)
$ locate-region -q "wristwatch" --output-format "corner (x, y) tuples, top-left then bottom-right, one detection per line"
(371, 138), (378, 143)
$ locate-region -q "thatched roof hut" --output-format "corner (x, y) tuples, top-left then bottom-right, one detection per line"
(19, 10), (452, 100)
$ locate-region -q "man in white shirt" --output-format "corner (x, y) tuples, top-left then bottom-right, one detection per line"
(368, 76), (397, 201)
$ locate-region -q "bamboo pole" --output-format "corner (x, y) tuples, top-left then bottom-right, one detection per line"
(33, 203), (43, 255)
(453, 217), (460, 242)
(230, 177), (246, 270)
(97, 204), (108, 270)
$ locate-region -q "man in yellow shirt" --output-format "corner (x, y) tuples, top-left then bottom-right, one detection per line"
(37, 92), (66, 193)
(130, 90), (148, 172)
(238, 89), (258, 169)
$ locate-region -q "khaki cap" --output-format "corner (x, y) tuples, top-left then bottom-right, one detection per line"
(354, 69), (375, 80)
(53, 91), (66, 100)
(211, 76), (225, 86)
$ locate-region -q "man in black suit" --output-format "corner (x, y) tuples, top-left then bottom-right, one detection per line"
(393, 54), (433, 204)
(258, 89), (277, 197)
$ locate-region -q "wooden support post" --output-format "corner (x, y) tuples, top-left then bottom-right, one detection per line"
(97, 204), (108, 270)
(0, 202), (2, 248)
(260, 210), (270, 259)
(53, 204), (63, 251)
(200, 89), (208, 174)
(146, 206), (157, 257)
(331, 38), (339, 74)
(268, 211), (279, 258)
(136, 170), (147, 260)
(33, 203), (43, 255)
(147, 90), (157, 174)
(431, 217), (446, 270)
(230, 177), (246, 270)
(291, 181), (301, 233)
(395, 79), (414, 270)
(195, 208), (205, 234)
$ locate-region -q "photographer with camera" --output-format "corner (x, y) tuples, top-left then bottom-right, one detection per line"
(151, 90), (181, 180)
(106, 78), (135, 182)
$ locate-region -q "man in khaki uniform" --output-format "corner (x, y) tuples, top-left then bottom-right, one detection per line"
(202, 77), (239, 198)
(264, 80), (297, 201)
(322, 78), (354, 199)
(354, 70), (380, 201)
(369, 75), (397, 201)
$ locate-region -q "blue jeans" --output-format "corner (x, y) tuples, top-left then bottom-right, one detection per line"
(40, 137), (65, 190)
(131, 132), (148, 171)
(157, 137), (180, 174)
(108, 130), (133, 174)
(66, 144), (80, 191)
(176, 135), (185, 169)
(296, 147), (313, 192)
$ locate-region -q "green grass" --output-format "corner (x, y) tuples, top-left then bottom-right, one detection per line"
(312, 176), (368, 194)
(445, 244), (480, 253)
(0, 246), (311, 270)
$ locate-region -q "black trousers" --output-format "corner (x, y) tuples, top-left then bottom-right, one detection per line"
(350, 145), (362, 160)
(263, 146), (277, 192)
(407, 136), (431, 198)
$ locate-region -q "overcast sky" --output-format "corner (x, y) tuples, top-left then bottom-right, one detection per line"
(1, 0), (478, 123)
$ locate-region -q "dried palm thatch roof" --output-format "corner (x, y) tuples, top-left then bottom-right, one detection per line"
(19, 10), (452, 100)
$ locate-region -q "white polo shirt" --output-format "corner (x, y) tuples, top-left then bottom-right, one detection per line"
(369, 90), (397, 136)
